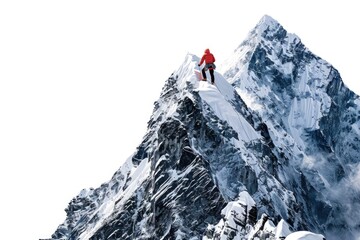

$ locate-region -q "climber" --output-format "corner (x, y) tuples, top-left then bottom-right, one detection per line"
(198, 48), (216, 84)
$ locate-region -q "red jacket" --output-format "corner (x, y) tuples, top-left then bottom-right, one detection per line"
(199, 49), (215, 65)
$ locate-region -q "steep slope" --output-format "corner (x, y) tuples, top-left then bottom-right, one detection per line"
(221, 15), (360, 239)
(52, 53), (315, 239)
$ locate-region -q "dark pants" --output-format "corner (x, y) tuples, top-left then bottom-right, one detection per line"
(202, 68), (215, 83)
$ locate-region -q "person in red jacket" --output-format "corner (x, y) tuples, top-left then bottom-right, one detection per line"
(198, 48), (216, 84)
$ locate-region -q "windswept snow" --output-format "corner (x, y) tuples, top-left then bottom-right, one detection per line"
(196, 71), (260, 143)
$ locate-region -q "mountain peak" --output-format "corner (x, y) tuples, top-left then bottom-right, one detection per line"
(258, 14), (280, 29)
(221, 15), (360, 240)
(220, 15), (304, 83)
(251, 14), (290, 42)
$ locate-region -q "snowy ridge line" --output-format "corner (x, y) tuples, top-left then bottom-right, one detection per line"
(187, 54), (301, 229)
(194, 67), (260, 144)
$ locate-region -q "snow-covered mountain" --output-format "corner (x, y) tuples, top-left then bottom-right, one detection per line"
(51, 15), (360, 240)
(220, 15), (360, 239)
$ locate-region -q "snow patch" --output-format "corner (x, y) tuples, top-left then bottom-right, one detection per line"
(275, 219), (292, 239)
(236, 88), (263, 111)
(285, 231), (325, 240)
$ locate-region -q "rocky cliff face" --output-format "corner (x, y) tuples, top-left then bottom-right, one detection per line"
(51, 15), (359, 240)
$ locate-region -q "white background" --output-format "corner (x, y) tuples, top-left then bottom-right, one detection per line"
(0, 1), (359, 239)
